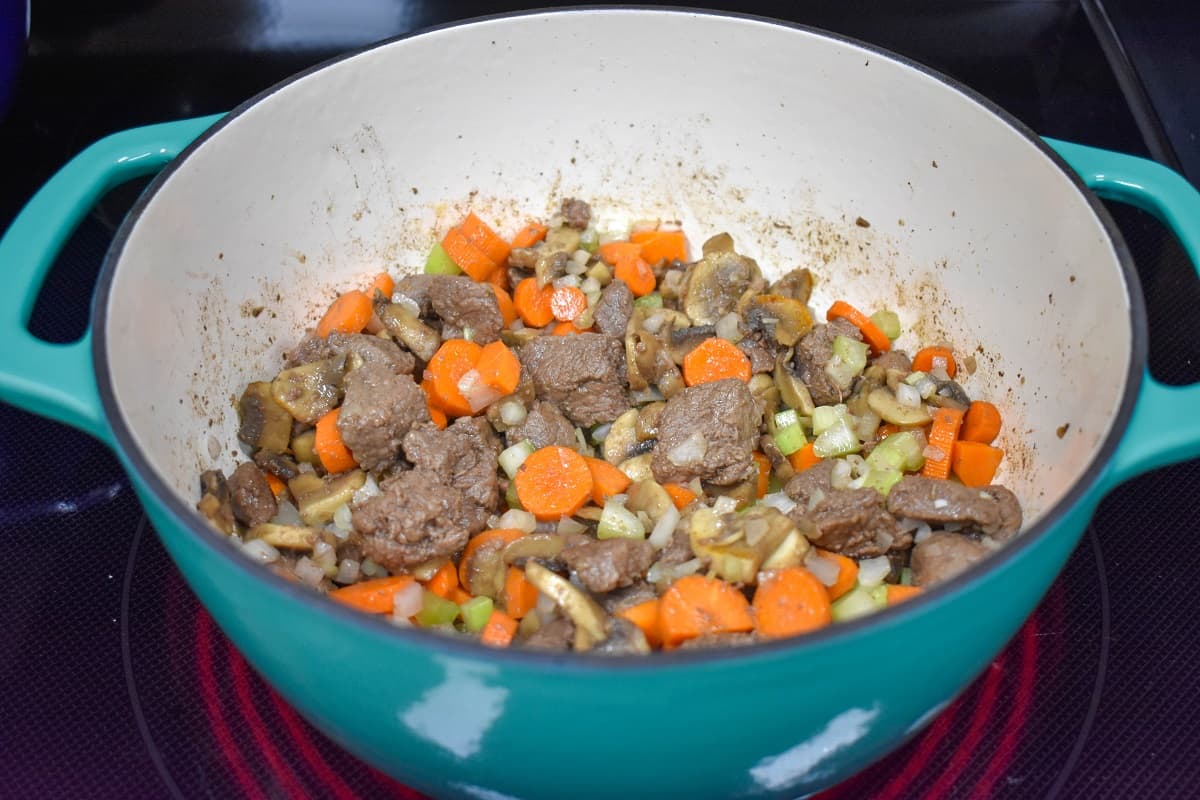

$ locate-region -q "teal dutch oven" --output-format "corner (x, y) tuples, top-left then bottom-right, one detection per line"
(2, 10), (1199, 799)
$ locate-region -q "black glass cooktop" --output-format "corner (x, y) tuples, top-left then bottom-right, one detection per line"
(2, 2), (1198, 797)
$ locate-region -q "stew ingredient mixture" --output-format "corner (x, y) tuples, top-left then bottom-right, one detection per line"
(197, 198), (1020, 653)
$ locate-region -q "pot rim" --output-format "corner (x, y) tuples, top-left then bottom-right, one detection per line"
(91, 6), (1145, 670)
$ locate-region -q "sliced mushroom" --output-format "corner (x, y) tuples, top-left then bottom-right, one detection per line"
(748, 373), (780, 425)
(768, 266), (814, 303)
(681, 233), (764, 325)
(625, 479), (673, 524)
(929, 379), (971, 411)
(524, 561), (610, 650)
(245, 523), (319, 551)
(500, 327), (543, 348)
(502, 533), (566, 565)
(376, 300), (440, 362)
(743, 294), (814, 347)
(197, 470), (236, 535)
(688, 505), (808, 584)
(625, 329), (661, 391)
(271, 355), (345, 425)
(461, 537), (508, 599)
(287, 469), (366, 526)
(590, 617), (651, 655)
(866, 387), (933, 426)
(534, 226), (582, 287)
(290, 429), (319, 466)
(774, 353), (816, 415)
(238, 381), (293, 453)
(618, 453), (655, 483)
(665, 324), (716, 365)
(602, 409), (640, 465)
(635, 402), (665, 441)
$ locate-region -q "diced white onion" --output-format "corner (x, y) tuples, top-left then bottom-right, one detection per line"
(712, 495), (739, 515)
(761, 492), (798, 515)
(715, 312), (742, 343)
(360, 558), (387, 578)
(804, 549), (841, 587)
(566, 259), (588, 276)
(294, 556), (326, 587)
(499, 398), (527, 426)
(923, 444), (947, 462)
(580, 276), (601, 294)
(647, 557), (703, 585)
(241, 538), (280, 564)
(667, 431), (708, 465)
(457, 369), (503, 413)
(933, 498), (949, 509)
(557, 516), (587, 536)
(857, 556), (892, 587)
(393, 581), (424, 619)
(332, 503), (353, 532)
(352, 474), (381, 505)
(649, 505), (681, 549)
(642, 312), (665, 334)
(536, 591), (558, 624)
(807, 487), (826, 512)
(896, 382), (922, 408)
(334, 558), (361, 584)
(913, 522), (933, 543)
(499, 439), (535, 479)
(831, 459), (854, 490)
(590, 422), (613, 444)
(629, 387), (665, 404)
(271, 499), (302, 526)
(497, 508), (538, 533)
(553, 274), (582, 290)
(930, 365), (951, 382)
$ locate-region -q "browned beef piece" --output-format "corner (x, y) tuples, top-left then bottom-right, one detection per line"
(910, 532), (991, 586)
(504, 399), (577, 450)
(284, 332), (414, 374)
(597, 581), (659, 613)
(678, 632), (757, 650)
(428, 275), (504, 344)
(783, 460), (836, 507)
(507, 247), (538, 270)
(886, 476), (1021, 539)
(520, 333), (628, 426)
(738, 335), (776, 374)
(651, 379), (758, 486)
(561, 197), (592, 230)
(353, 468), (474, 571)
(227, 462), (278, 527)
(783, 461), (907, 556)
(283, 333), (335, 367)
(767, 267), (813, 302)
(337, 362), (430, 473)
(402, 417), (502, 532)
(872, 349), (912, 374)
(393, 274), (436, 314)
(197, 470), (236, 534)
(593, 279), (634, 337)
(524, 617), (575, 651)
(654, 526), (696, 569)
(253, 449), (299, 481)
(561, 535), (655, 593)
(793, 318), (862, 405)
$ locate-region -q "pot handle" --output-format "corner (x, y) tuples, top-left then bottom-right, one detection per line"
(1046, 138), (1200, 488)
(0, 114), (222, 445)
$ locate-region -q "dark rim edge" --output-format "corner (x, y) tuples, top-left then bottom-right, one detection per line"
(91, 5), (1147, 672)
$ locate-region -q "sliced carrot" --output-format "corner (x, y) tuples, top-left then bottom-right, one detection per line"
(458, 528), (527, 588)
(551, 320), (590, 335)
(637, 230), (688, 265)
(752, 452), (771, 499)
(513, 277), (556, 327)
(663, 483), (699, 510)
(510, 221), (549, 249)
(461, 212), (511, 267)
(752, 567), (832, 639)
(886, 584), (923, 605)
(316, 290), (374, 339)
(628, 230), (658, 245)
(486, 262), (510, 292)
(815, 548), (858, 601)
(951, 441), (1004, 487)
(368, 271), (395, 299)
(491, 284), (518, 326)
(682, 337), (752, 386)
(550, 285), (588, 322)
(961, 400), (1002, 444)
(480, 609), (519, 647)
(329, 575), (416, 614)
(476, 340), (521, 395)
(502, 566), (539, 620)
(514, 445), (594, 521)
(598, 241), (643, 265)
(787, 442), (821, 472)
(425, 339), (483, 418)
(912, 346), (957, 378)
(448, 587), (473, 605)
(826, 300), (891, 354)
(441, 227), (497, 282)
(921, 406), (965, 480)
(584, 456), (632, 506)
(614, 256), (656, 297)
(263, 472), (287, 499)
(617, 598), (663, 648)
(426, 561), (459, 600)
(659, 574), (754, 648)
(314, 408), (358, 474)
(419, 377), (450, 429)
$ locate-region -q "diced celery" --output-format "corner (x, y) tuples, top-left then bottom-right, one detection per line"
(900, 567), (913, 586)
(772, 409), (807, 455)
(597, 499), (646, 540)
(813, 418), (860, 458)
(831, 585), (886, 622)
(460, 596), (494, 633)
(580, 228), (600, 254)
(904, 371), (938, 400)
(870, 309), (902, 340)
(425, 242), (462, 275)
(634, 292), (663, 308)
(859, 466), (903, 495)
(415, 590), (460, 627)
(868, 584), (889, 607)
(811, 405), (843, 436)
(505, 481), (524, 510)
(866, 430), (926, 472)
(826, 335), (869, 387)
(499, 439), (535, 479)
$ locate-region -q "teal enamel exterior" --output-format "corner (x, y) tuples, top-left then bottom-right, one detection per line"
(2, 113), (1200, 796)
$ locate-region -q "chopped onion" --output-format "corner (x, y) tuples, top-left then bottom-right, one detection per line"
(393, 581), (424, 619)
(807, 487), (826, 511)
(334, 558), (361, 584)
(557, 515), (587, 536)
(667, 431), (708, 465)
(553, 274), (582, 289)
(498, 398), (527, 426)
(313, 539), (338, 576)
(332, 503), (353, 532)
(858, 556), (892, 587)
(804, 548), (841, 587)
(580, 276), (601, 294)
(535, 591), (558, 624)
(497, 508), (538, 533)
(715, 312), (742, 343)
(629, 387), (665, 404)
(712, 495), (739, 515)
(923, 444), (948, 462)
(271, 499), (302, 526)
(499, 439), (535, 478)
(590, 422), (613, 444)
(929, 365), (951, 382)
(933, 498), (949, 509)
(913, 521), (933, 543)
(831, 458), (854, 490)
(352, 474), (381, 505)
(241, 538), (280, 564)
(294, 557), (326, 588)
(647, 557), (703, 585)
(457, 369), (503, 413)
(761, 492), (797, 515)
(649, 505), (681, 549)
(566, 258), (588, 276)
(572, 248), (590, 265)
(642, 312), (665, 334)
(360, 558), (387, 578)
(895, 382), (922, 408)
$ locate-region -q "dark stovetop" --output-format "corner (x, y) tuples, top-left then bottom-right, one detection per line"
(2, 2), (1200, 798)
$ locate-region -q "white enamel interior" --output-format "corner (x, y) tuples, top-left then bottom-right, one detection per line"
(103, 9), (1131, 525)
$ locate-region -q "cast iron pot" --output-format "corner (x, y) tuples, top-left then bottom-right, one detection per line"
(2, 9), (1199, 799)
